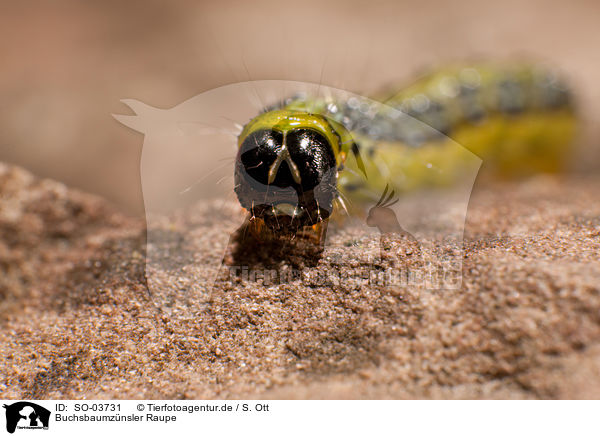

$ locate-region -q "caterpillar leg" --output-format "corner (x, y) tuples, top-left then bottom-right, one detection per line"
(222, 214), (328, 271)
(296, 220), (329, 252)
(241, 215), (328, 248)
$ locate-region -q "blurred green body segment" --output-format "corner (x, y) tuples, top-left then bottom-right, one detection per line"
(249, 63), (577, 204)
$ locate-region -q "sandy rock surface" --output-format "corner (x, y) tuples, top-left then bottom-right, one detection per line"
(1, 162), (599, 399)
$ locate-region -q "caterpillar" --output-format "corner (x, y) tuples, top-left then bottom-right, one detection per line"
(234, 63), (576, 243)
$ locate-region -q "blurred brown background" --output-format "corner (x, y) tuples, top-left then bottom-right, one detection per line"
(1, 0), (599, 215)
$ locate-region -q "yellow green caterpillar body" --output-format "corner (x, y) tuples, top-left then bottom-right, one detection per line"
(234, 63), (576, 238)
